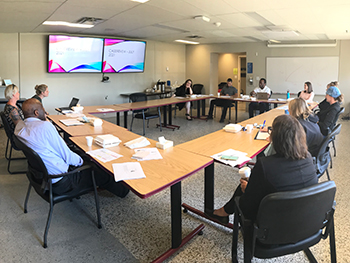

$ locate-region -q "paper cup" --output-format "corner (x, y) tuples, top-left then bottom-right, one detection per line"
(217, 92), (220, 97)
(239, 167), (251, 180)
(86, 136), (93, 147)
(245, 124), (253, 133)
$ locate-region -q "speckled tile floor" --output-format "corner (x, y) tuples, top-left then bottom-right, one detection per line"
(0, 106), (349, 263)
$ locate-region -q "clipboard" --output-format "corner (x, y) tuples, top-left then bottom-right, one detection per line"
(254, 130), (270, 140)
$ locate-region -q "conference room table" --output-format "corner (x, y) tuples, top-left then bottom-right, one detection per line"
(47, 114), (128, 138)
(116, 95), (211, 130)
(82, 105), (130, 128)
(176, 107), (285, 227)
(70, 130), (214, 263)
(210, 95), (287, 123)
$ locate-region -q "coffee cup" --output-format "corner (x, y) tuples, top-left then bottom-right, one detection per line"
(86, 136), (93, 147)
(245, 124), (253, 133)
(239, 167), (251, 180)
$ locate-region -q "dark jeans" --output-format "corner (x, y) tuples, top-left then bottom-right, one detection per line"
(52, 153), (129, 198)
(249, 102), (270, 118)
(223, 185), (243, 214)
(208, 99), (233, 121)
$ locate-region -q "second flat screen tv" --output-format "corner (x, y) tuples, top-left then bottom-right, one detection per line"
(103, 39), (146, 73)
(48, 35), (104, 73)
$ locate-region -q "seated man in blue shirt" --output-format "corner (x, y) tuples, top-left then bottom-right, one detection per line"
(15, 98), (129, 197)
(207, 78), (238, 123)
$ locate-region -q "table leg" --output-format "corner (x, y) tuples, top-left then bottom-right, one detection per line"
(116, 112), (120, 126)
(201, 99), (206, 116)
(235, 100), (238, 123)
(191, 99), (208, 120)
(151, 182), (205, 263)
(168, 104), (172, 125)
(123, 111), (128, 129)
(197, 100), (201, 118)
(157, 105), (180, 130)
(182, 162), (233, 228)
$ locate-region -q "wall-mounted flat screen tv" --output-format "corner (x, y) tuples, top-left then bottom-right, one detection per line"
(48, 35), (104, 73)
(102, 39), (146, 73)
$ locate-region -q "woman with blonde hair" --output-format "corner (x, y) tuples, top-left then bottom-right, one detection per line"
(3, 84), (24, 130)
(289, 98), (323, 157)
(32, 84), (49, 104)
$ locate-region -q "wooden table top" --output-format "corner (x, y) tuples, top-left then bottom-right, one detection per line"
(70, 131), (213, 198)
(176, 107), (285, 159)
(47, 114), (127, 137)
(116, 95), (212, 110)
(210, 95), (287, 104)
(82, 105), (130, 115)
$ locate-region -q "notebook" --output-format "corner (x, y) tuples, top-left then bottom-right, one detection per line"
(57, 97), (79, 112)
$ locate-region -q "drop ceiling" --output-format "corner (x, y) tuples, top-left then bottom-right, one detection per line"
(1, 0), (350, 44)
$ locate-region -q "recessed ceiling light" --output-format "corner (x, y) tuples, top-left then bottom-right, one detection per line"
(175, 40), (199, 45)
(131, 0), (149, 3)
(43, 21), (94, 28)
(269, 39), (281, 43)
(194, 15), (210, 23)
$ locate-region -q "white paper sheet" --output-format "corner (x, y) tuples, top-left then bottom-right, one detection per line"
(132, 148), (163, 161)
(211, 149), (251, 167)
(255, 130), (270, 140)
(124, 137), (150, 149)
(87, 148), (123, 163)
(112, 162), (146, 182)
(97, 108), (115, 112)
(59, 119), (84, 126)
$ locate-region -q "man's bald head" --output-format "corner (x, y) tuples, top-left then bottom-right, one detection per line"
(22, 98), (46, 121)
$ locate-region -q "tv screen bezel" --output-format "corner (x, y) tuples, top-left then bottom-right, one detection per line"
(47, 35), (104, 73)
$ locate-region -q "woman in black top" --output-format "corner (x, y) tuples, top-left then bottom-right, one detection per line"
(289, 98), (323, 157)
(32, 84), (49, 104)
(173, 79), (193, 120)
(206, 115), (318, 223)
(317, 85), (343, 136)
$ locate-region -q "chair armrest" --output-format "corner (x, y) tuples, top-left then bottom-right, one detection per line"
(48, 164), (93, 179)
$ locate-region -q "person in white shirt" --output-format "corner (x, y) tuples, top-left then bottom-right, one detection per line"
(249, 78), (271, 118)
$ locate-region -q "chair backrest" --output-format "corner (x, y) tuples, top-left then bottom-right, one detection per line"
(255, 181), (336, 245)
(331, 107), (344, 130)
(218, 82), (226, 91)
(13, 135), (50, 195)
(192, 84), (203, 94)
(0, 111), (22, 151)
(129, 92), (147, 103)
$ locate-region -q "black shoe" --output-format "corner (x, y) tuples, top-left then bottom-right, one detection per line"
(219, 119), (225, 123)
(205, 209), (229, 224)
(207, 116), (213, 120)
(185, 114), (192, 121)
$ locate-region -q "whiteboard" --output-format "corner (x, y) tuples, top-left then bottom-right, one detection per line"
(266, 57), (339, 95)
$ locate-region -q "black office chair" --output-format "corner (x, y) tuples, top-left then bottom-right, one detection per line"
(327, 123), (342, 169)
(0, 111), (26, 174)
(129, 92), (162, 136)
(314, 125), (342, 181)
(218, 82), (227, 92)
(13, 135), (102, 248)
(232, 181), (336, 263)
(330, 107), (344, 158)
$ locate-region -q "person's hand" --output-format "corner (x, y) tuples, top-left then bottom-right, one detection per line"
(240, 178), (248, 193)
(260, 126), (268, 132)
(172, 94), (176, 97)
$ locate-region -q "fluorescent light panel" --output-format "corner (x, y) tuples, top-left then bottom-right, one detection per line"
(43, 21), (94, 28)
(175, 39), (199, 45)
(131, 0), (149, 3)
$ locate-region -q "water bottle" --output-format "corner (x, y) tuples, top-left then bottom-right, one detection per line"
(286, 90), (290, 99)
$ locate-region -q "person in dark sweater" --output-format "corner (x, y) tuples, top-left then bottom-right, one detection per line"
(206, 114), (318, 223)
(317, 85), (343, 136)
(173, 79), (193, 120)
(289, 98), (323, 157)
(317, 81), (339, 113)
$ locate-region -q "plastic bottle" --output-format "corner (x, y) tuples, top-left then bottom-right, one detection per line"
(286, 90), (290, 99)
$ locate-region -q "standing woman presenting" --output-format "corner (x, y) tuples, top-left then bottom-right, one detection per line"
(173, 79), (193, 120)
(32, 84), (49, 104)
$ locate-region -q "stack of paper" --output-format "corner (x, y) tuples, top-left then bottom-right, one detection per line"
(97, 108), (115, 112)
(87, 148), (123, 163)
(59, 119), (84, 126)
(124, 137), (150, 149)
(112, 162), (146, 182)
(132, 148), (163, 161)
(211, 149), (251, 167)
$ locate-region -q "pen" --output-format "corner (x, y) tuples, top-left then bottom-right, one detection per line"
(262, 120), (266, 128)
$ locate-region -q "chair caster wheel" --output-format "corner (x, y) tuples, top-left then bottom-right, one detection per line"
(24, 209), (27, 213)
(183, 208), (188, 213)
(198, 230), (203, 236)
(98, 224), (102, 229)
(43, 243), (47, 248)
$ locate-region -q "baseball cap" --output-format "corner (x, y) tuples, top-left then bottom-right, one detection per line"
(326, 86), (341, 98)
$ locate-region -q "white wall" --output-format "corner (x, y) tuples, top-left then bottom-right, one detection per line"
(186, 41), (350, 112)
(0, 33), (186, 114)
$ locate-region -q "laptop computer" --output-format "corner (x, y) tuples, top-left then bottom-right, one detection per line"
(256, 93), (269, 100)
(56, 97), (79, 112)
